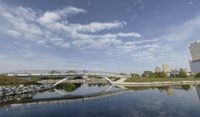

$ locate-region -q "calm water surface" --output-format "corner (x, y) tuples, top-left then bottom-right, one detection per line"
(1, 84), (200, 117)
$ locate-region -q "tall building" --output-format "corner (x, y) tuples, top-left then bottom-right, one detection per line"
(162, 64), (170, 73)
(189, 41), (200, 61)
(189, 41), (200, 73)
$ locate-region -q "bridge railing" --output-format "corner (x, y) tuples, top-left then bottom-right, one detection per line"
(7, 70), (131, 78)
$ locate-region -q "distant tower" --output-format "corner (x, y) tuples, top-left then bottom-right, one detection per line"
(162, 64), (170, 73)
(155, 66), (161, 73)
(189, 41), (200, 73)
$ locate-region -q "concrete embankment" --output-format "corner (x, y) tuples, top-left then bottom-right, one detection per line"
(119, 81), (200, 86)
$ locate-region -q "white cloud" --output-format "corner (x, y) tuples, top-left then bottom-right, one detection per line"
(68, 21), (126, 33)
(72, 38), (122, 49)
(39, 12), (61, 24)
(117, 32), (141, 38)
(0, 3), (142, 51)
(111, 14), (200, 69)
(60, 43), (70, 48)
(39, 6), (86, 24)
(58, 6), (86, 16)
(7, 30), (21, 37)
(0, 4), (72, 49)
(0, 1), (198, 72)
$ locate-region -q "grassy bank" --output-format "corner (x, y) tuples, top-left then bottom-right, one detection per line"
(0, 75), (39, 86)
(125, 85), (191, 91)
(125, 78), (200, 82)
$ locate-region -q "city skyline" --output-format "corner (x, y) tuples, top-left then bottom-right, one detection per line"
(0, 0), (200, 73)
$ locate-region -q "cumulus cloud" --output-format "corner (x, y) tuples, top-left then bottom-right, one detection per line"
(39, 12), (61, 24)
(0, 3), (141, 51)
(39, 6), (86, 24)
(0, 1), (199, 72)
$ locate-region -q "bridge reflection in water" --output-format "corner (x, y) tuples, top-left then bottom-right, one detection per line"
(54, 76), (127, 88)
(0, 83), (127, 109)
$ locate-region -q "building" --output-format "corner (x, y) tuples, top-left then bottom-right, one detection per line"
(170, 68), (190, 77)
(155, 66), (161, 73)
(189, 41), (200, 73)
(162, 64), (170, 73)
(190, 61), (200, 73)
(189, 41), (200, 61)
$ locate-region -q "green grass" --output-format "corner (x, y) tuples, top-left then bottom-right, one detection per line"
(125, 84), (191, 91)
(0, 75), (39, 86)
(125, 77), (200, 82)
(31, 76), (42, 81)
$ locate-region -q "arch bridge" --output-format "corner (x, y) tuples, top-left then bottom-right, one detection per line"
(7, 70), (130, 86)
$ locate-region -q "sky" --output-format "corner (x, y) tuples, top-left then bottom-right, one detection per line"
(0, 0), (200, 73)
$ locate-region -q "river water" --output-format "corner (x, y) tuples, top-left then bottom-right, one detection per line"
(1, 83), (200, 117)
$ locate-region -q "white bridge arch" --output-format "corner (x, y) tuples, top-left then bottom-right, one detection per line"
(53, 75), (115, 86)
(7, 70), (130, 86)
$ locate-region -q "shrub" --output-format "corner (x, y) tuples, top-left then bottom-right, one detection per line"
(178, 69), (188, 78)
(195, 73), (200, 78)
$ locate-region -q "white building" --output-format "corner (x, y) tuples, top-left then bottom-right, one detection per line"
(189, 41), (200, 73)
(162, 64), (170, 73)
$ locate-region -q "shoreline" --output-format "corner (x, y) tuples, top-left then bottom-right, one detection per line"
(38, 79), (200, 87)
(118, 80), (200, 86)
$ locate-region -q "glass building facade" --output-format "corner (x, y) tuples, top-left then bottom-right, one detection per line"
(189, 41), (200, 73)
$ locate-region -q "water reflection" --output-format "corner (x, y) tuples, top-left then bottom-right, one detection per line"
(196, 86), (200, 100)
(0, 83), (120, 108)
(52, 83), (120, 96)
(56, 83), (82, 92)
(126, 85), (192, 96)
(1, 84), (200, 117)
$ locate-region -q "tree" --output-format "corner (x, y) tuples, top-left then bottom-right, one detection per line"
(154, 72), (167, 78)
(49, 70), (59, 74)
(195, 73), (200, 78)
(142, 71), (153, 78)
(56, 83), (81, 92)
(179, 69), (188, 78)
(131, 73), (140, 78)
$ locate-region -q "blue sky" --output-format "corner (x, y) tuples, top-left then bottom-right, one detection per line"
(0, 0), (200, 73)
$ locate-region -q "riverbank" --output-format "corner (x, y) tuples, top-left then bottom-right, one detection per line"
(120, 80), (200, 86)
(125, 78), (200, 82)
(0, 84), (53, 97)
(0, 75), (38, 86)
(38, 78), (200, 86)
